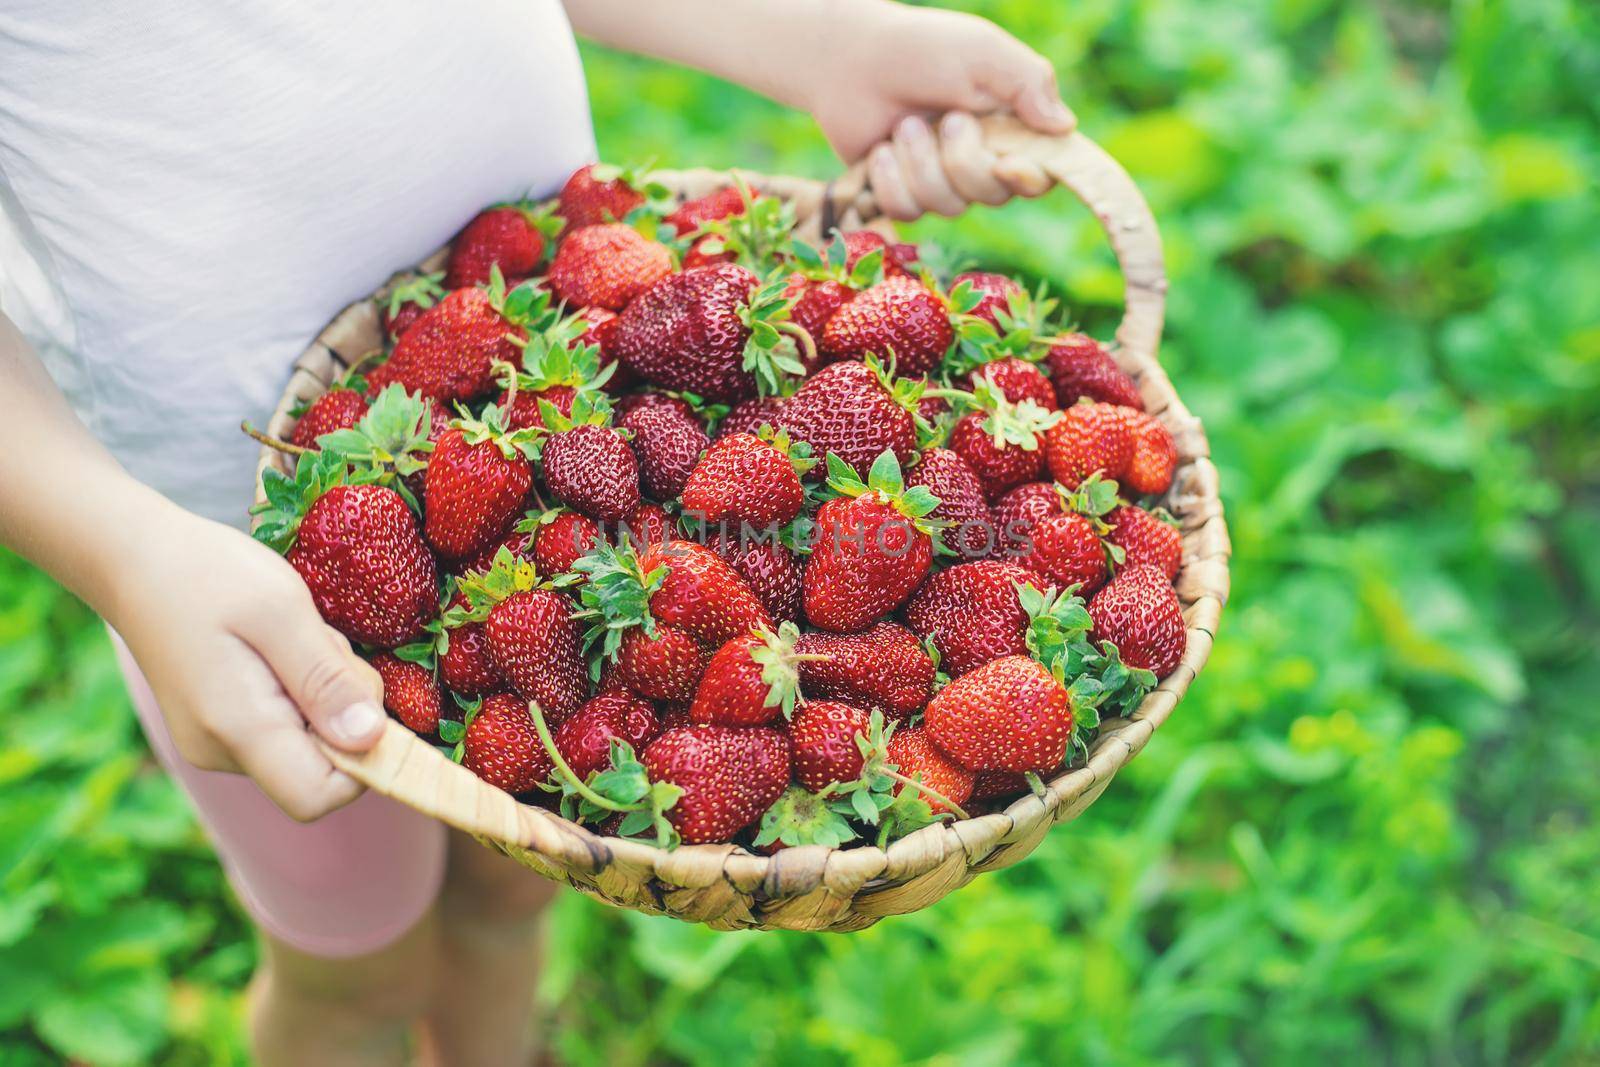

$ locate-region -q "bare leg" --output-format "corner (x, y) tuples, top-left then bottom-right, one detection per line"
(247, 907), (441, 1067)
(422, 831), (560, 1067)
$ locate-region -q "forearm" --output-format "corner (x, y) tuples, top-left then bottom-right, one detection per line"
(562, 0), (854, 112)
(0, 313), (178, 617)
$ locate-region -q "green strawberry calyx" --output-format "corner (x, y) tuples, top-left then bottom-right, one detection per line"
(785, 232), (886, 290)
(754, 425), (817, 479)
(383, 271), (446, 323)
(445, 548), (574, 626)
(945, 281), (1064, 376)
(571, 540), (670, 668)
(315, 383), (436, 510)
(251, 449), (381, 555)
(749, 622), (820, 721)
(824, 449), (944, 538)
(680, 178), (797, 274)
(527, 702), (683, 850)
(939, 377), (1063, 453)
(451, 393), (541, 463)
(493, 197), (564, 247)
(482, 267), (564, 334)
(753, 786), (859, 849)
(739, 272), (814, 397)
(438, 692), (483, 762)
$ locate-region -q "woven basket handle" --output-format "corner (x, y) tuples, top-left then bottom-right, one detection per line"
(815, 111), (1166, 366)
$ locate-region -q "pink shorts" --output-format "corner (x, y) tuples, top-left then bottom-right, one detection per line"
(114, 633), (448, 959)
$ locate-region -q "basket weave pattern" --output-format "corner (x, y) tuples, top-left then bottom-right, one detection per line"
(251, 116), (1230, 932)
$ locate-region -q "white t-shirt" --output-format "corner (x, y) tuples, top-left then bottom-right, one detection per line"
(0, 2), (596, 526)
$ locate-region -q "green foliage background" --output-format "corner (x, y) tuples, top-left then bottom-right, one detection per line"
(2, 0), (1597, 1062)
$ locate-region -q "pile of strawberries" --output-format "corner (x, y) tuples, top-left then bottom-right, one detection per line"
(253, 161), (1188, 850)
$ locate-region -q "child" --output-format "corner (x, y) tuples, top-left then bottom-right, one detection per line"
(0, 2), (1072, 1062)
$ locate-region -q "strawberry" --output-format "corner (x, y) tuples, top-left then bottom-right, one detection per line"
(783, 275), (855, 359)
(455, 527), (534, 578)
(719, 395), (788, 439)
(971, 770), (1031, 803)
(558, 163), (647, 231)
(690, 622), (812, 726)
(642, 725), (791, 844)
(613, 623), (709, 701)
(803, 451), (939, 632)
(968, 356), (1057, 411)
(1043, 401), (1135, 489)
(497, 312), (613, 432)
(793, 621), (934, 721)
(463, 693), (553, 793)
(617, 502), (672, 549)
(664, 186), (750, 236)
(290, 388), (368, 449)
(904, 560), (1037, 676)
(576, 539), (770, 674)
(704, 532), (804, 624)
(532, 510), (605, 576)
(381, 272), (446, 343)
(1087, 563), (1186, 677)
(1121, 409), (1178, 496)
(1107, 504), (1182, 580)
(820, 277), (953, 377)
(883, 727), (974, 815)
(992, 481), (1061, 559)
(310, 384), (437, 511)
(574, 305), (628, 389)
(681, 235), (736, 270)
(681, 431), (809, 528)
(253, 453), (438, 648)
(439, 591), (503, 696)
(781, 359), (920, 477)
(1046, 334), (1144, 410)
(950, 271), (1022, 329)
(372, 652), (443, 736)
(924, 654), (1073, 773)
(552, 691), (660, 781)
(539, 395), (641, 523)
(789, 700), (870, 792)
(1024, 511), (1108, 595)
(547, 223), (673, 311)
(446, 203), (556, 289)
(613, 264), (811, 402)
(839, 231), (917, 278)
(907, 447), (994, 560)
(422, 407), (536, 561)
(618, 396), (709, 500)
(947, 377), (1063, 503)
(452, 554), (587, 721)
(365, 284), (527, 403)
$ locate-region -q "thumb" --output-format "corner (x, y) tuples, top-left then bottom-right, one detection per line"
(257, 622), (388, 753)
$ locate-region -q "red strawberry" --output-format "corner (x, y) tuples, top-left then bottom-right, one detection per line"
(951, 271), (1022, 329)
(642, 725), (791, 844)
(820, 277), (953, 377)
(455, 528), (534, 578)
(664, 186), (750, 235)
(464, 693), (552, 794)
(547, 223), (673, 311)
(782, 275), (855, 360)
(381, 272), (446, 343)
(908, 447), (994, 560)
(558, 163), (646, 231)
(542, 423), (642, 523)
(781, 359), (919, 477)
(552, 691), (660, 780)
(423, 411), (534, 561)
(904, 560), (1037, 676)
(992, 481), (1061, 559)
(372, 652), (443, 736)
(968, 357), (1057, 411)
(1121, 410), (1178, 496)
(365, 287), (526, 404)
(290, 389), (368, 450)
(681, 234), (736, 270)
(924, 655), (1074, 774)
(534, 511), (605, 576)
(574, 305), (628, 389)
(254, 459), (438, 649)
(803, 452), (938, 632)
(704, 532), (804, 624)
(790, 700), (870, 792)
(793, 621), (934, 721)
(1107, 504), (1182, 579)
(618, 397), (709, 500)
(1088, 563), (1186, 676)
(613, 264), (810, 402)
(618, 502), (672, 549)
(641, 540), (771, 645)
(719, 395), (787, 439)
(840, 231), (917, 278)
(971, 770), (1031, 803)
(613, 624), (709, 701)
(1024, 511), (1108, 594)
(681, 432), (806, 527)
(883, 727), (974, 815)
(483, 588), (586, 721)
(1046, 334), (1144, 410)
(690, 623), (811, 726)
(439, 592), (503, 696)
(446, 204), (551, 289)
(1043, 402), (1135, 488)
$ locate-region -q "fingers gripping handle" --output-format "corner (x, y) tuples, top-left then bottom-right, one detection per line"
(821, 111), (1168, 368)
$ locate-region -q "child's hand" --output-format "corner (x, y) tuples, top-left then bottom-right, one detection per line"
(109, 505), (388, 821)
(805, 2), (1074, 219)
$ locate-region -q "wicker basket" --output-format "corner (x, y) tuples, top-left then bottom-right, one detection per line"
(251, 114), (1230, 932)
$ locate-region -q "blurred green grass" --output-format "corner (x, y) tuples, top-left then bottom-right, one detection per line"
(3, 0), (1598, 1062)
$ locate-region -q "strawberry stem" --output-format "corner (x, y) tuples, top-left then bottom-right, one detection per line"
(774, 320), (817, 367)
(240, 421), (314, 456)
(881, 768), (971, 821)
(527, 699), (635, 814)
